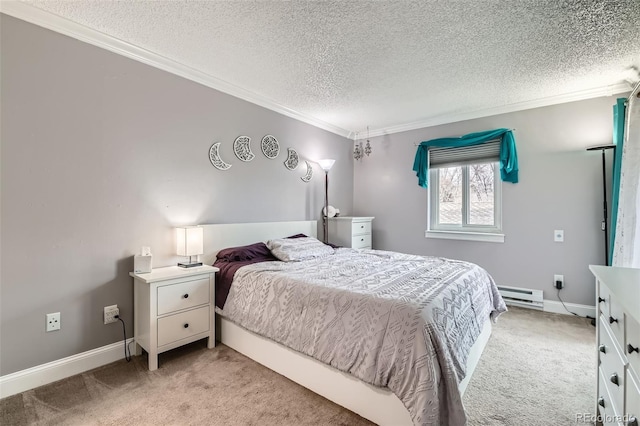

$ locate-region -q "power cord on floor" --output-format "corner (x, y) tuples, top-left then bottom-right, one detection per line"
(557, 289), (596, 327)
(115, 315), (132, 362)
(556, 289), (579, 317)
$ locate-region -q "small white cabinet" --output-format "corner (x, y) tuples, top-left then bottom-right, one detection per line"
(328, 216), (374, 249)
(130, 265), (218, 371)
(590, 265), (640, 426)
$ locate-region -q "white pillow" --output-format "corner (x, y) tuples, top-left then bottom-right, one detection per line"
(266, 237), (334, 262)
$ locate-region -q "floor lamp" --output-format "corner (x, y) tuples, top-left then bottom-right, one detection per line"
(586, 144), (616, 266)
(318, 159), (336, 244)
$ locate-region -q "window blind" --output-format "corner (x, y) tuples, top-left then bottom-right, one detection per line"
(429, 140), (500, 168)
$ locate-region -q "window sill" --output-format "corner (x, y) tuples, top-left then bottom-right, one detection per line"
(425, 230), (505, 243)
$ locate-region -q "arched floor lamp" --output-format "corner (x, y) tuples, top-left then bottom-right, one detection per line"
(586, 144), (616, 266)
(318, 159), (336, 244)
(587, 144), (615, 326)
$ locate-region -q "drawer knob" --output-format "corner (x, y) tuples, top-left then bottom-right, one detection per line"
(629, 343), (640, 354)
(361, 238), (364, 241)
(183, 323), (189, 329)
(183, 294), (189, 299)
(610, 373), (619, 386)
(599, 344), (606, 354)
(609, 316), (618, 324)
(598, 397), (605, 408)
(360, 225), (364, 228)
(598, 297), (605, 303)
(628, 416), (638, 426)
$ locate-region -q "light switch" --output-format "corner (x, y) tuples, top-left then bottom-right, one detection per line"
(554, 230), (564, 242)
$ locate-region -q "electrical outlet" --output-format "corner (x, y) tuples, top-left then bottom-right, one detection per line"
(554, 274), (564, 289)
(554, 230), (564, 242)
(104, 305), (119, 324)
(46, 312), (60, 332)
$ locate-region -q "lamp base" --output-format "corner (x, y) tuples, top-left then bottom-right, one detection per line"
(177, 261), (203, 268)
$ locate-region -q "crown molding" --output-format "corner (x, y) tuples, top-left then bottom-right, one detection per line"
(365, 82), (632, 138)
(0, 2), (352, 139)
(2, 2), (632, 142)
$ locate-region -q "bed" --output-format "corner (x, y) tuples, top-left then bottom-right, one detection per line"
(201, 220), (506, 426)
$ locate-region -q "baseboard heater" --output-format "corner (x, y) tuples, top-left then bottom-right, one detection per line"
(497, 285), (544, 310)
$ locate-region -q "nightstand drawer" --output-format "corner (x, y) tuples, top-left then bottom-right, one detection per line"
(157, 277), (210, 315)
(352, 221), (371, 236)
(328, 216), (374, 249)
(352, 234), (371, 249)
(157, 306), (210, 347)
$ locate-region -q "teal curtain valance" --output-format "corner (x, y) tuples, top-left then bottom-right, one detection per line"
(412, 128), (519, 188)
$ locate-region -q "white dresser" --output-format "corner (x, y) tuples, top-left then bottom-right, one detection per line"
(590, 265), (640, 426)
(130, 265), (218, 371)
(328, 216), (374, 249)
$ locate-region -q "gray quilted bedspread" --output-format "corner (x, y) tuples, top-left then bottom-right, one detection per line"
(219, 248), (507, 426)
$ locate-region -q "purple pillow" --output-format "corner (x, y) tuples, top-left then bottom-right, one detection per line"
(287, 233), (308, 239)
(216, 242), (276, 262)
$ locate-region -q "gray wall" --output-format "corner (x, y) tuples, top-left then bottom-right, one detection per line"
(0, 16), (353, 375)
(0, 13), (618, 376)
(354, 97), (617, 307)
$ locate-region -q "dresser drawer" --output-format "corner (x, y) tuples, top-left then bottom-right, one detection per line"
(157, 306), (210, 347)
(627, 315), (640, 377)
(609, 297), (626, 348)
(599, 281), (611, 316)
(352, 221), (371, 236)
(598, 369), (620, 424)
(599, 316), (625, 415)
(352, 234), (372, 249)
(157, 277), (210, 316)
(627, 370), (640, 425)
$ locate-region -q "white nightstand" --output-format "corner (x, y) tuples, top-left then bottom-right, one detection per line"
(130, 265), (218, 371)
(328, 216), (375, 249)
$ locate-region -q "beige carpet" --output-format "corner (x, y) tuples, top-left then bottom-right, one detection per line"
(463, 307), (595, 425)
(1, 307), (595, 425)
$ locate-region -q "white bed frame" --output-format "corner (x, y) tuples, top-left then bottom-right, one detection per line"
(202, 221), (492, 426)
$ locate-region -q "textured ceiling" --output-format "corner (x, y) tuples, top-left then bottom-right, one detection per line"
(15, 0), (640, 136)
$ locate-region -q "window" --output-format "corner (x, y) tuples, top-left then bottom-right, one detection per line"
(427, 142), (504, 242)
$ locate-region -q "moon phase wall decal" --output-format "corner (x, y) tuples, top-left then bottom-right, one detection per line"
(284, 148), (299, 170)
(209, 142), (232, 170)
(300, 161), (313, 182)
(233, 136), (255, 162)
(261, 135), (280, 159)
(209, 136), (306, 181)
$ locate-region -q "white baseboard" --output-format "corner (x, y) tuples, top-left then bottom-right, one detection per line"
(0, 299), (595, 399)
(0, 338), (134, 399)
(543, 300), (596, 318)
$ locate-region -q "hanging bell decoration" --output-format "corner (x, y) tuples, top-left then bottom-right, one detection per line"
(354, 142), (363, 160)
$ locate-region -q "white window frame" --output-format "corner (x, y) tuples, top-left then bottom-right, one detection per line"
(426, 162), (504, 243)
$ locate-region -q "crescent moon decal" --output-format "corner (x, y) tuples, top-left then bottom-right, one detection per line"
(233, 136), (255, 162)
(300, 161), (313, 182)
(284, 148), (299, 170)
(209, 142), (232, 170)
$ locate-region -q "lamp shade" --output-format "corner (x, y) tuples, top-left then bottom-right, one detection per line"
(318, 159), (335, 171)
(176, 226), (204, 256)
